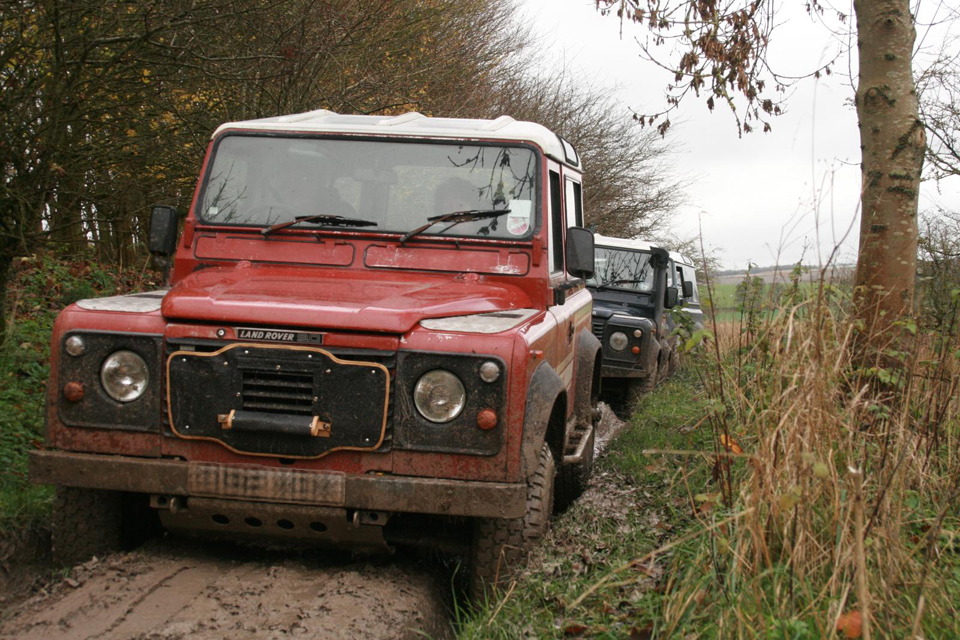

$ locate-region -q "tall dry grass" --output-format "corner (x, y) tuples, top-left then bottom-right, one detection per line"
(666, 272), (960, 638)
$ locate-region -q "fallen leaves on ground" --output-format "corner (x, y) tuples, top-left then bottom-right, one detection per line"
(718, 433), (743, 454)
(630, 624), (654, 639)
(563, 622), (589, 636)
(837, 610), (863, 638)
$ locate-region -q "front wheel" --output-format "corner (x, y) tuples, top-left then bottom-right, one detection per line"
(669, 346), (682, 376)
(51, 487), (122, 566)
(625, 360), (659, 413)
(469, 443), (555, 600)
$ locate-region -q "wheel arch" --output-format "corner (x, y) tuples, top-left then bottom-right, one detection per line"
(520, 361), (565, 479)
(574, 330), (602, 430)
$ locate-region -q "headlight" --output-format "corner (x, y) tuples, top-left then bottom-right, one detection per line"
(414, 370), (466, 423)
(64, 335), (86, 356)
(609, 331), (629, 351)
(479, 361), (501, 383)
(101, 350), (149, 402)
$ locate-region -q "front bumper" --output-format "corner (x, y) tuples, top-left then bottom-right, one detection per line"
(29, 450), (526, 519)
(601, 363), (650, 379)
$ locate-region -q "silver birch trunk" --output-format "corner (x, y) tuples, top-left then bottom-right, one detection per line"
(853, 0), (924, 336)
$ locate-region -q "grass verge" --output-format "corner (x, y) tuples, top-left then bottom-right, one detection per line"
(460, 269), (960, 639)
(0, 253), (159, 531)
(457, 365), (713, 638)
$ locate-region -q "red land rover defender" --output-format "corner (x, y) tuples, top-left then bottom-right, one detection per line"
(30, 110), (602, 596)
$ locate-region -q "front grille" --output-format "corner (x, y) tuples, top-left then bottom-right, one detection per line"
(241, 369), (314, 414)
(165, 338), (396, 453)
(592, 317), (606, 342)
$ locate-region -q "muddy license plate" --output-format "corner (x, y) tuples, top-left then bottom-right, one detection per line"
(187, 464), (346, 506)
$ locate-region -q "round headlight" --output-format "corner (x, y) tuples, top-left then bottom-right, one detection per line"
(414, 370), (466, 423)
(609, 331), (629, 351)
(101, 350), (149, 402)
(479, 361), (501, 383)
(64, 335), (86, 356)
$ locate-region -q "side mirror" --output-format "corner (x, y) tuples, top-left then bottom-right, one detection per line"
(149, 205), (179, 257)
(565, 227), (595, 279)
(665, 286), (679, 309)
(682, 280), (694, 298)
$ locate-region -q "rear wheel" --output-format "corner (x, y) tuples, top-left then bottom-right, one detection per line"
(469, 443), (555, 600)
(51, 486), (122, 566)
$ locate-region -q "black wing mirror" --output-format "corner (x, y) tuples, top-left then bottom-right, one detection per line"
(565, 227), (595, 279)
(682, 280), (694, 298)
(665, 286), (679, 309)
(149, 205), (179, 257)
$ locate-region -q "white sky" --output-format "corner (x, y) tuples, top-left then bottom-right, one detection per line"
(523, 0), (960, 269)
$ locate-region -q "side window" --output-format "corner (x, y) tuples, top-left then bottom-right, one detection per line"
(564, 178), (583, 228)
(549, 170), (564, 273)
(678, 265), (699, 302)
(687, 267), (699, 302)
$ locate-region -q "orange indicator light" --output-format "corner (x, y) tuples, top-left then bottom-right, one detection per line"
(477, 409), (498, 430)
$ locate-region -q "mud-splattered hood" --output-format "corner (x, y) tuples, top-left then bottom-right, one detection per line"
(161, 263), (533, 334)
(589, 288), (656, 321)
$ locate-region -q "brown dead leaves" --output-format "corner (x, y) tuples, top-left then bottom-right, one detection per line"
(837, 610), (863, 638)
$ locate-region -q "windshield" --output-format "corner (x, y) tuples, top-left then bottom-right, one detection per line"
(198, 135), (538, 240)
(588, 247), (655, 292)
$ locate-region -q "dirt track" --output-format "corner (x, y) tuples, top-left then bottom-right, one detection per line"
(0, 539), (451, 640)
(0, 404), (626, 640)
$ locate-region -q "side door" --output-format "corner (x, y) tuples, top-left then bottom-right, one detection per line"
(676, 263), (705, 330)
(660, 259), (683, 342)
(546, 163), (590, 417)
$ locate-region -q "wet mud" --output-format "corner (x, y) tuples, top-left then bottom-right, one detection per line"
(0, 404), (623, 639)
(0, 539), (451, 640)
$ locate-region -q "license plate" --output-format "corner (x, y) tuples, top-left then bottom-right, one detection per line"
(187, 464), (345, 506)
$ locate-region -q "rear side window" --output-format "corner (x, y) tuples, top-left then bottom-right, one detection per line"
(565, 178), (583, 228)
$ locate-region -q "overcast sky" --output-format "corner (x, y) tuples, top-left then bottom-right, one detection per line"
(524, 0), (960, 270)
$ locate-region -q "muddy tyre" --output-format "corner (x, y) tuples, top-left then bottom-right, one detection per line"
(669, 347), (681, 376)
(52, 486), (122, 566)
(554, 426), (595, 513)
(469, 443), (555, 600)
(625, 361), (658, 412)
(659, 350), (675, 384)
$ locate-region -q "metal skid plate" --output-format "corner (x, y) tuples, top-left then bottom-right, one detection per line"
(167, 343), (389, 458)
(159, 497), (389, 552)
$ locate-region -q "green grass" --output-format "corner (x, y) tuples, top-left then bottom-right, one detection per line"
(456, 366), (714, 638)
(700, 279), (821, 324)
(0, 253), (159, 531)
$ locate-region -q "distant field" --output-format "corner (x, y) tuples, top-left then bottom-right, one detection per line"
(699, 278), (823, 323)
(711, 264), (854, 287)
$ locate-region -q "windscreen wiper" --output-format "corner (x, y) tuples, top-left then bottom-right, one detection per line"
(261, 214), (377, 237)
(596, 279), (648, 290)
(399, 208), (511, 244)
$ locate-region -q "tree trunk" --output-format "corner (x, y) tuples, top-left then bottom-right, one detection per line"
(853, 0), (924, 339)
(0, 239), (16, 347)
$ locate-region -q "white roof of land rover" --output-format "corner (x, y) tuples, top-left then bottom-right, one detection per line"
(212, 109), (581, 168)
(594, 234), (693, 266)
(594, 234), (657, 252)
